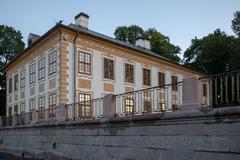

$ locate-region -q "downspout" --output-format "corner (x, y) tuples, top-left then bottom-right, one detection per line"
(73, 31), (80, 105)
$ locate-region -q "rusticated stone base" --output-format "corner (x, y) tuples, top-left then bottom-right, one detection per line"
(0, 106), (240, 160)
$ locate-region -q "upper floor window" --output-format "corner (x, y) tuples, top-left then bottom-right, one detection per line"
(20, 69), (26, 88)
(125, 63), (134, 83)
(143, 68), (151, 86)
(172, 75), (178, 91)
(49, 51), (57, 75)
(8, 78), (12, 93)
(29, 63), (36, 84)
(79, 52), (91, 75)
(158, 72), (165, 86)
(104, 58), (114, 80)
(14, 74), (19, 91)
(38, 57), (45, 80)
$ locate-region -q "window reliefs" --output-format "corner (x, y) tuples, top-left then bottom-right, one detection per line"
(20, 69), (26, 88)
(172, 75), (178, 91)
(38, 57), (45, 80)
(125, 63), (134, 83)
(104, 58), (114, 80)
(79, 51), (91, 75)
(143, 68), (151, 86)
(29, 62), (36, 84)
(49, 51), (57, 76)
(158, 72), (165, 86)
(14, 74), (19, 91)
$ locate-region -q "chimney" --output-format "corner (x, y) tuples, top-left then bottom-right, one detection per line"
(75, 12), (89, 28)
(27, 33), (41, 46)
(135, 36), (151, 50)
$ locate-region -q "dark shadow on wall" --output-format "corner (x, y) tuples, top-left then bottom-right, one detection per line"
(0, 89), (6, 116)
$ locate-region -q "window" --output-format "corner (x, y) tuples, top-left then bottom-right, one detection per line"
(20, 70), (26, 88)
(14, 74), (19, 91)
(8, 107), (12, 116)
(20, 102), (25, 113)
(104, 58), (114, 80)
(49, 93), (57, 118)
(125, 98), (134, 115)
(30, 99), (35, 111)
(158, 72), (165, 86)
(38, 96), (45, 120)
(172, 75), (178, 91)
(78, 93), (91, 118)
(79, 52), (91, 75)
(38, 57), (45, 80)
(49, 51), (57, 75)
(143, 101), (152, 113)
(14, 104), (18, 114)
(125, 63), (134, 83)
(29, 63), (36, 84)
(8, 78), (12, 93)
(143, 68), (151, 86)
(38, 96), (45, 109)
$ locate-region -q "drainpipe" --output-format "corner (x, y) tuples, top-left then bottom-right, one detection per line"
(73, 31), (80, 105)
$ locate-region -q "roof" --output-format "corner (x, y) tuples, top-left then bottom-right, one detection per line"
(3, 23), (206, 76)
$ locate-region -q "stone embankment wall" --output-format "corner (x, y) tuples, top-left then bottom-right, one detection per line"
(0, 106), (240, 160)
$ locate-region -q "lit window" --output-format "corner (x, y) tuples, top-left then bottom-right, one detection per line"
(78, 93), (91, 118)
(125, 63), (134, 83)
(125, 98), (134, 115)
(20, 69), (26, 88)
(29, 63), (36, 84)
(14, 74), (19, 91)
(49, 51), (57, 75)
(38, 57), (45, 80)
(104, 58), (114, 80)
(30, 99), (35, 111)
(79, 52), (91, 75)
(143, 68), (151, 86)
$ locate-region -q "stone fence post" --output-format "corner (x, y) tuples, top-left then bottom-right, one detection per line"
(102, 94), (116, 118)
(181, 76), (203, 110)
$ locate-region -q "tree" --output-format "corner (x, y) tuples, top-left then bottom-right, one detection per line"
(183, 29), (240, 74)
(232, 11), (240, 38)
(0, 25), (25, 88)
(114, 25), (181, 62)
(114, 25), (144, 45)
(145, 28), (181, 62)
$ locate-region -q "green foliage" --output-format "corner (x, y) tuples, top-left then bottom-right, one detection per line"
(232, 11), (240, 38)
(0, 25), (25, 88)
(183, 29), (240, 74)
(114, 25), (144, 45)
(114, 25), (181, 62)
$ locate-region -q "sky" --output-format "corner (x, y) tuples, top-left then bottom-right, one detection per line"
(0, 0), (240, 56)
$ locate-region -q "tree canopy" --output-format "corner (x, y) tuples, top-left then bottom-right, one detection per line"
(232, 11), (240, 38)
(183, 29), (240, 74)
(114, 25), (181, 62)
(0, 25), (25, 88)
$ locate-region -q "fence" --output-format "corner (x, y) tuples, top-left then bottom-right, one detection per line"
(200, 70), (240, 107)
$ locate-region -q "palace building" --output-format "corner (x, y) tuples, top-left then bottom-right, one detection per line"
(4, 12), (204, 117)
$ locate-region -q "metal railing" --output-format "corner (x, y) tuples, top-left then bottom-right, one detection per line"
(200, 70), (240, 107)
(115, 82), (183, 116)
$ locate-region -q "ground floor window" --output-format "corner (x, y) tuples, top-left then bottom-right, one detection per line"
(48, 93), (57, 118)
(20, 102), (25, 113)
(78, 93), (92, 118)
(125, 98), (134, 115)
(143, 100), (152, 113)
